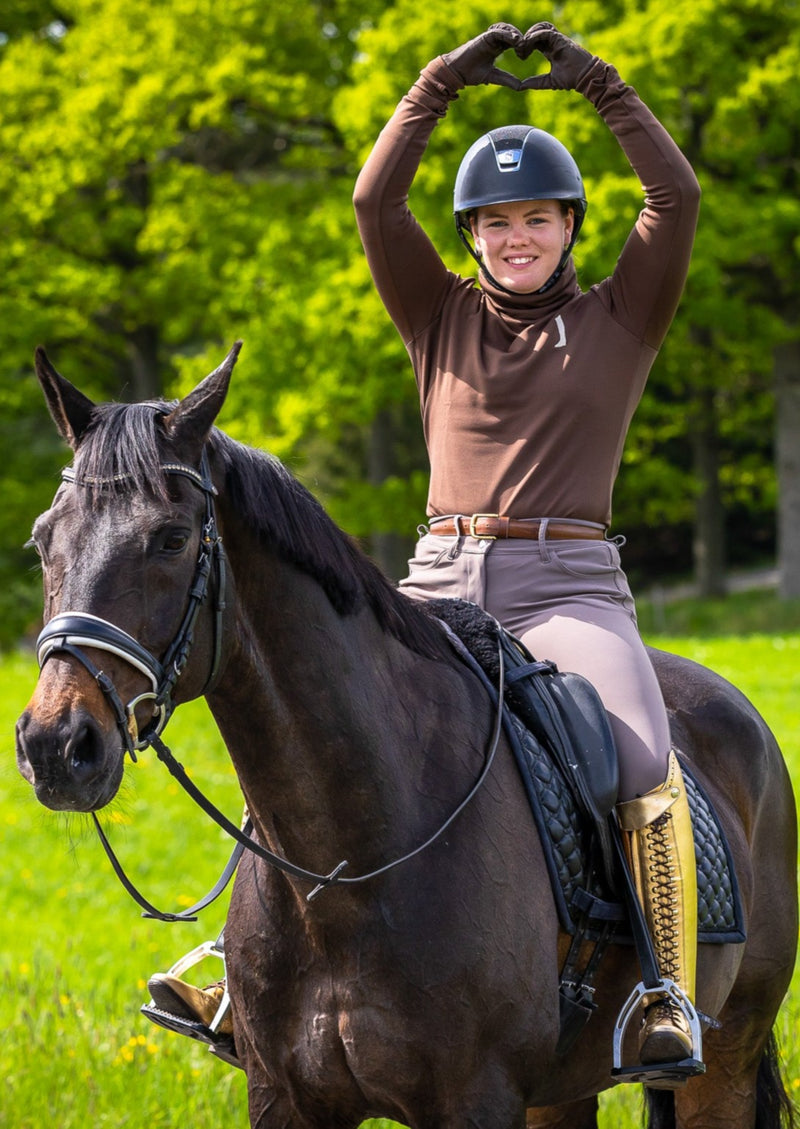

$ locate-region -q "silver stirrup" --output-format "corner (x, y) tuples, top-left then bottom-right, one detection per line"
(141, 932), (240, 1068)
(611, 978), (705, 1087)
(153, 935), (231, 1035)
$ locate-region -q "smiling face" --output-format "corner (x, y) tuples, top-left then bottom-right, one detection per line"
(470, 199), (574, 293)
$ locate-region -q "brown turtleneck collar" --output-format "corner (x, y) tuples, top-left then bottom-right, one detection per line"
(478, 258), (582, 321)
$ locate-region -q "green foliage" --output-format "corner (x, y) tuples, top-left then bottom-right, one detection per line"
(0, 0), (379, 644)
(638, 585), (800, 637)
(1, 0), (799, 644)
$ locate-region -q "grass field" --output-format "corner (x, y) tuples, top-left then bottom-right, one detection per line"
(2, 590), (798, 1127)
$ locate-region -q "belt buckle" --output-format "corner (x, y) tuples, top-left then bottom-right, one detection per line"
(469, 512), (499, 540)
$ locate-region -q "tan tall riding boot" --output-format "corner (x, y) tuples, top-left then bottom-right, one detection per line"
(616, 750), (697, 1065)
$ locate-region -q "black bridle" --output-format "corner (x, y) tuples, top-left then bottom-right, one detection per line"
(37, 454), (227, 762)
(36, 449), (505, 920)
(35, 450), (241, 921)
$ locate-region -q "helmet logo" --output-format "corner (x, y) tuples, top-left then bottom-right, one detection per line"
(497, 148), (522, 171)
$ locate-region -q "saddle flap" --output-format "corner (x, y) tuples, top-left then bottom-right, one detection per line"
(501, 635), (619, 820)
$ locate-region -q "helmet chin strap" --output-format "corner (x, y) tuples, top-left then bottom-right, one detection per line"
(455, 218), (575, 297)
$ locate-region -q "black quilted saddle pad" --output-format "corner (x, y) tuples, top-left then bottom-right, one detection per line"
(509, 713), (745, 945)
(426, 596), (745, 947)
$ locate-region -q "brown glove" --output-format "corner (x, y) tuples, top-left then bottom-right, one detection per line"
(442, 23), (525, 89)
(519, 22), (595, 91)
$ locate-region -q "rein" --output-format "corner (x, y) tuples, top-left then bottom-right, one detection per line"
(98, 645), (504, 915)
(36, 450), (507, 918)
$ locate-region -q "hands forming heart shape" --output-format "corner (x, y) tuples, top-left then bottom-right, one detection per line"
(443, 21), (594, 93)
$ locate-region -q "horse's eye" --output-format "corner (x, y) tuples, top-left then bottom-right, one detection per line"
(161, 531), (190, 554)
(25, 535), (47, 564)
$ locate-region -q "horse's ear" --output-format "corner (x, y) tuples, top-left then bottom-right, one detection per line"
(34, 346), (96, 450)
(162, 341), (242, 458)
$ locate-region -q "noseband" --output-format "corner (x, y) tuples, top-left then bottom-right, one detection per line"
(35, 453), (227, 762)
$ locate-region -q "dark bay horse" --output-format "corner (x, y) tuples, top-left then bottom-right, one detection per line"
(15, 345), (797, 1129)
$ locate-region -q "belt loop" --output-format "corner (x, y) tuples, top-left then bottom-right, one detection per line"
(539, 517), (551, 560)
(447, 514), (465, 560)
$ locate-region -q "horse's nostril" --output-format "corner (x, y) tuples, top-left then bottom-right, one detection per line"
(15, 715), (36, 784)
(16, 704), (123, 811)
(65, 722), (103, 782)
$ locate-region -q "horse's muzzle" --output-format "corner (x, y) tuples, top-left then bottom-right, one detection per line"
(15, 705), (124, 812)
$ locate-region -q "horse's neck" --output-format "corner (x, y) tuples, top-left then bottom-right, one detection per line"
(207, 564), (446, 873)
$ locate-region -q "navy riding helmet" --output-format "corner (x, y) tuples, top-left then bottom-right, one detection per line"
(454, 125), (587, 293)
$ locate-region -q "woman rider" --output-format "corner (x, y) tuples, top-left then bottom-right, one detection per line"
(147, 22), (702, 1080)
(352, 21), (702, 1075)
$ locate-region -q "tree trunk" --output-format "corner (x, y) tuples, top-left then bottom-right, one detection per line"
(691, 384), (727, 598)
(775, 339), (800, 599)
(126, 324), (161, 402)
(367, 407), (417, 583)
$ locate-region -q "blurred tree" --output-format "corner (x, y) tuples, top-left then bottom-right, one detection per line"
(1, 0), (798, 646)
(591, 0), (799, 595)
(336, 0), (798, 594)
(0, 0), (380, 642)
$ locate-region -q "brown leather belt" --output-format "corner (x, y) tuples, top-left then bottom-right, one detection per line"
(428, 515), (606, 541)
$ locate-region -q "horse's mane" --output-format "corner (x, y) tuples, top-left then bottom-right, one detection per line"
(74, 401), (452, 663)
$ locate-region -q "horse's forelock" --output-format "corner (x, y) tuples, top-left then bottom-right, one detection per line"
(75, 401), (174, 505)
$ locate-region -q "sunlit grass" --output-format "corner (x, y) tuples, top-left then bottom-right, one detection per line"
(3, 598), (798, 1126)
